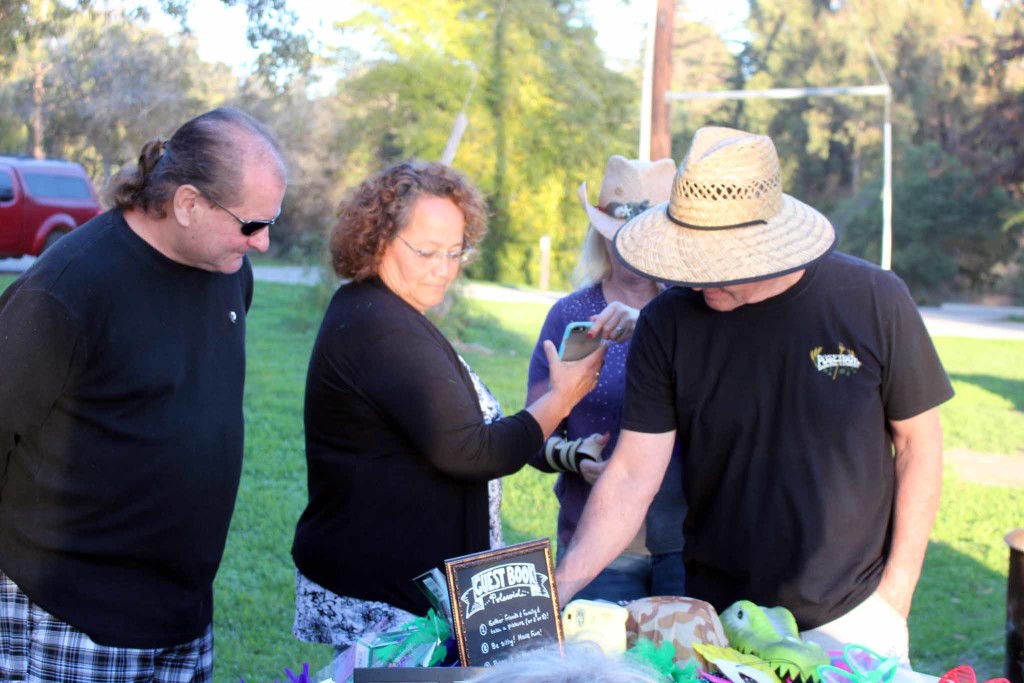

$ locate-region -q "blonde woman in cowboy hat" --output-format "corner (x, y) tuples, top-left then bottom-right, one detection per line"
(556, 127), (954, 665)
(525, 155), (687, 603)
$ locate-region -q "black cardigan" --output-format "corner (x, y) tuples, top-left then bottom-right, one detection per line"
(292, 277), (543, 615)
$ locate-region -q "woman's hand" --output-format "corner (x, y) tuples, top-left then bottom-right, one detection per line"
(578, 432), (610, 485)
(526, 341), (606, 438)
(544, 339), (606, 411)
(579, 458), (610, 486)
(589, 301), (640, 342)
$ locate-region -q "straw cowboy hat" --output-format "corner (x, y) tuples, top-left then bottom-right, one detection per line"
(578, 155), (677, 240)
(613, 127), (836, 287)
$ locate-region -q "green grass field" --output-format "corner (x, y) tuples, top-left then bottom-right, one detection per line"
(0, 273), (1021, 681)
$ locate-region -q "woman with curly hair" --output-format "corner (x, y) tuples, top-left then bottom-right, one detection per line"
(290, 161), (606, 651)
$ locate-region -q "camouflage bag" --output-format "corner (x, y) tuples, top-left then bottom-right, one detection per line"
(626, 596), (729, 671)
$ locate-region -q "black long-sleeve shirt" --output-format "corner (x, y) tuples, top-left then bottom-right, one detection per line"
(0, 210), (252, 647)
(292, 277), (542, 615)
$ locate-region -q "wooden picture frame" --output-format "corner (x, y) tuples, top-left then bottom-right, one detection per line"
(444, 538), (563, 667)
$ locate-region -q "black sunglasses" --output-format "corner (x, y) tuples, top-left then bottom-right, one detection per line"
(207, 195), (280, 236)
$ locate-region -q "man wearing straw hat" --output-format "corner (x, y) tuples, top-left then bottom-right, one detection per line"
(555, 127), (954, 662)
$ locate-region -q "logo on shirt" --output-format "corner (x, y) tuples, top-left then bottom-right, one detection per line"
(810, 343), (862, 379)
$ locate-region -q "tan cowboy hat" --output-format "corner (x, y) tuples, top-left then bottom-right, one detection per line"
(613, 127), (836, 287)
(578, 155), (677, 240)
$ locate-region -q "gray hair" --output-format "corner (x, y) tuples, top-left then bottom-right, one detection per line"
(105, 107), (286, 218)
(469, 644), (663, 683)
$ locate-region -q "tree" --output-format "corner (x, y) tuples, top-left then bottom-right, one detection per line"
(35, 11), (237, 182)
(0, 0), (80, 157)
(0, 0), (309, 165)
(964, 2), (1024, 198)
(668, 16), (740, 157)
(840, 142), (1019, 303)
(0, 0), (311, 81)
(729, 0), (1003, 211)
(324, 0), (637, 287)
(671, 0), (1024, 301)
(0, 0), (77, 71)
(231, 76), (344, 258)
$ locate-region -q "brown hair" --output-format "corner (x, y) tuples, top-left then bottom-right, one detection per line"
(104, 107), (286, 218)
(329, 161), (487, 281)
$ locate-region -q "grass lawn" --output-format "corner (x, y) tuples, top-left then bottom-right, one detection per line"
(229, 283), (1023, 681)
(934, 337), (1024, 455)
(0, 273), (1020, 681)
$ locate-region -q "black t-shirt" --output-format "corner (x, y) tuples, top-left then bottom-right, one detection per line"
(622, 253), (954, 628)
(0, 210), (252, 647)
(293, 278), (542, 616)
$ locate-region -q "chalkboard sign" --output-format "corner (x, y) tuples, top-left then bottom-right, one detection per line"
(444, 538), (562, 667)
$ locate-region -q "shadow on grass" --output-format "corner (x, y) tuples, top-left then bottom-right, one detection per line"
(948, 373), (1024, 411)
(910, 539), (1009, 677)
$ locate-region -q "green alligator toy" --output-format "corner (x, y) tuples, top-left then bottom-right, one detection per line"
(720, 600), (831, 683)
(693, 643), (783, 683)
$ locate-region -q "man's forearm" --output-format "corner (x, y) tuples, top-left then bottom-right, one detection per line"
(879, 408), (943, 616)
(554, 429), (675, 602)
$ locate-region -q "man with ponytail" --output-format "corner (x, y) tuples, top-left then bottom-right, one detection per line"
(0, 108), (287, 682)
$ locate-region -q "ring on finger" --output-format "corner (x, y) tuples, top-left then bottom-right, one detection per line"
(614, 325), (625, 337)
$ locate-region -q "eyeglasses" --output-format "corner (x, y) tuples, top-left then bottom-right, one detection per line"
(207, 195), (280, 236)
(395, 233), (474, 264)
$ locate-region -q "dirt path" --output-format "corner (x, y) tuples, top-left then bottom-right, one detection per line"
(944, 449), (1024, 487)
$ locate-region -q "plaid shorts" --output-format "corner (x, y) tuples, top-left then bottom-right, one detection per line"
(0, 569), (214, 683)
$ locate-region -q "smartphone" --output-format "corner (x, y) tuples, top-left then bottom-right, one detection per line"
(558, 321), (602, 361)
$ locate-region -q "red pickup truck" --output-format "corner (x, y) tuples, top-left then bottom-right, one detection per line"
(0, 156), (102, 258)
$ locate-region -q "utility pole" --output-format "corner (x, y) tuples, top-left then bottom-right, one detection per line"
(650, 0), (675, 160)
(639, 0), (655, 160)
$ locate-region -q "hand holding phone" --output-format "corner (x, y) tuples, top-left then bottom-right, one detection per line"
(558, 321), (603, 361)
(538, 335), (606, 427)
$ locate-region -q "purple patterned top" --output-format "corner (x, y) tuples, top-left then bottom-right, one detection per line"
(527, 283), (685, 554)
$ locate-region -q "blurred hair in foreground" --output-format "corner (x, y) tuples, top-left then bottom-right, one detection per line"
(469, 643), (663, 683)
